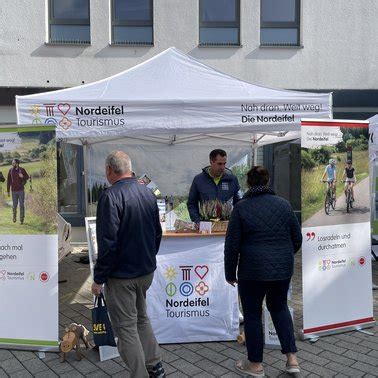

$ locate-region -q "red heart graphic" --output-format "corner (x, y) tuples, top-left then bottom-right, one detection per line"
(195, 265), (209, 280)
(58, 103), (71, 115)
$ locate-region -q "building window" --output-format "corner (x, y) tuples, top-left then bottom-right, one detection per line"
(111, 0), (153, 45)
(260, 0), (300, 46)
(199, 0), (240, 46)
(49, 0), (90, 44)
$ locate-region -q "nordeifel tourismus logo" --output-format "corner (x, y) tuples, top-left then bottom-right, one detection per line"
(30, 104), (127, 130)
(163, 264), (211, 319)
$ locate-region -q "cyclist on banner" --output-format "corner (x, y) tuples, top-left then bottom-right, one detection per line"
(321, 158), (337, 192)
(342, 160), (356, 202)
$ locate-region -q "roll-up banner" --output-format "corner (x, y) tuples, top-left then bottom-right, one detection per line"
(0, 126), (58, 351)
(300, 119), (375, 339)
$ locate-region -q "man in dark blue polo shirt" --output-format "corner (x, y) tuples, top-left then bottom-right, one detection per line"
(187, 149), (241, 224)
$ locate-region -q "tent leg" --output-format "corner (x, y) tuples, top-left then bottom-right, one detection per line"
(83, 142), (89, 218)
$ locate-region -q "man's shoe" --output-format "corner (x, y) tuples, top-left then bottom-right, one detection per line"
(148, 362), (166, 378)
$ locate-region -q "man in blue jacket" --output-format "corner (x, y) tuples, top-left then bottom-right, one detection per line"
(187, 149), (241, 224)
(91, 151), (165, 378)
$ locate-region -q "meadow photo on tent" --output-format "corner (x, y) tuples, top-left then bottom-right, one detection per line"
(0, 129), (57, 235)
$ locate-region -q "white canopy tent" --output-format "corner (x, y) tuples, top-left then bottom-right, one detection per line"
(16, 47), (332, 144)
(16, 47), (332, 212)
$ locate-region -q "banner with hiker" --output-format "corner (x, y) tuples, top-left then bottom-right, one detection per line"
(300, 119), (374, 339)
(0, 126), (58, 351)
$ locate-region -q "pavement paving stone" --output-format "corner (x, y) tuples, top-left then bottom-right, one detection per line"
(195, 346), (228, 363)
(334, 340), (372, 354)
(0, 358), (25, 375)
(181, 343), (204, 352)
(68, 357), (98, 375)
(342, 350), (377, 367)
(86, 370), (111, 377)
(161, 362), (177, 375)
(0, 368), (7, 378)
(219, 373), (243, 378)
(58, 372), (84, 378)
(317, 351), (354, 366)
(33, 371), (59, 378)
(350, 361), (378, 375)
(218, 357), (243, 374)
(11, 351), (36, 363)
(169, 358), (204, 376)
(219, 347), (245, 360)
(311, 340), (347, 355)
(170, 346), (203, 363)
(161, 348), (181, 363)
(8, 370), (33, 378)
(293, 340), (323, 355)
(300, 360), (338, 377)
(0, 351), (13, 362)
(358, 339), (378, 351)
(202, 341), (228, 352)
(263, 364), (284, 377)
(196, 358), (229, 376)
(21, 357), (50, 375)
(324, 361), (365, 377)
(166, 372), (189, 378)
(94, 359), (124, 375)
(45, 359), (74, 375)
(192, 372), (215, 378)
(367, 349), (378, 358)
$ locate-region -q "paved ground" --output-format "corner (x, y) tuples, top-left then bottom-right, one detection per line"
(0, 247), (377, 377)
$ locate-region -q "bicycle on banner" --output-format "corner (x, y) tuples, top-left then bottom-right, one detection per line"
(321, 159), (337, 215)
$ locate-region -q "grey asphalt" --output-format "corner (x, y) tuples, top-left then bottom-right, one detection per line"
(0, 247), (377, 377)
(303, 177), (370, 228)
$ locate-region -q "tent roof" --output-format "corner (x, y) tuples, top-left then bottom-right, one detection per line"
(16, 47), (332, 141)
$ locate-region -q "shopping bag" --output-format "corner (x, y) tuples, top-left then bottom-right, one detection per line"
(92, 293), (117, 347)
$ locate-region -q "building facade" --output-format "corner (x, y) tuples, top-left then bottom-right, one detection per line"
(1, 0), (377, 223)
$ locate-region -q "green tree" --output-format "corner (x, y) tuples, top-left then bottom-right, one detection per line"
(301, 150), (316, 170)
(27, 146), (57, 233)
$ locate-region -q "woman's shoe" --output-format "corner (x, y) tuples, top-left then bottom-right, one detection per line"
(286, 363), (300, 374)
(235, 359), (265, 377)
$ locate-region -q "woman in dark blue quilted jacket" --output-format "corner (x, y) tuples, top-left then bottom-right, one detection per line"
(224, 166), (302, 377)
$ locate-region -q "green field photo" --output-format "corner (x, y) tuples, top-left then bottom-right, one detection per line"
(301, 128), (368, 223)
(0, 131), (57, 234)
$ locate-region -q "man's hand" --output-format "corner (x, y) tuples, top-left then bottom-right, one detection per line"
(91, 282), (103, 296)
(227, 280), (238, 287)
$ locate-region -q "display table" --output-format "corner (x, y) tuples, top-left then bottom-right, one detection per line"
(147, 231), (239, 343)
(85, 218), (238, 349)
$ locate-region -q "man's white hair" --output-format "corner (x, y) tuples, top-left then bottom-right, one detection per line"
(105, 151), (132, 175)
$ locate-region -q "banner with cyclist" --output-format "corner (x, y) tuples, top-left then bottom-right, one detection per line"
(300, 119), (375, 339)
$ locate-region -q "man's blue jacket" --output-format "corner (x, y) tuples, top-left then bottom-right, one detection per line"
(187, 166), (240, 223)
(94, 177), (162, 284)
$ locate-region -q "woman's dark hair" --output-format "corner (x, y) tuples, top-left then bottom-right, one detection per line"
(247, 166), (270, 187)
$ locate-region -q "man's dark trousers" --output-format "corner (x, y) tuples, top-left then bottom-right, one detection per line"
(12, 190), (25, 223)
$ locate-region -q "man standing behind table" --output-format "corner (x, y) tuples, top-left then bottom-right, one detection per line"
(187, 149), (241, 224)
(91, 151), (165, 378)
(7, 158), (29, 225)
